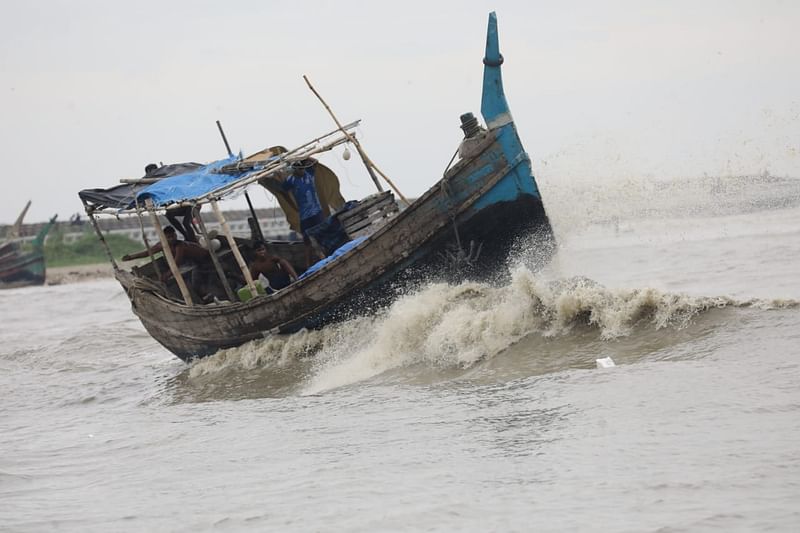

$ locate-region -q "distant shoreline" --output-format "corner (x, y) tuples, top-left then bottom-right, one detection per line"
(46, 263), (115, 285)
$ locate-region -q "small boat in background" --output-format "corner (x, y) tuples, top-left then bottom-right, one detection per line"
(0, 202), (58, 288)
(78, 12), (555, 361)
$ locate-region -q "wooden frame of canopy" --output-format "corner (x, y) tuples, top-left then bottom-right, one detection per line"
(81, 121), (365, 306)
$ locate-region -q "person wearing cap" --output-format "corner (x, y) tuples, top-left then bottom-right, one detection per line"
(275, 160), (325, 267)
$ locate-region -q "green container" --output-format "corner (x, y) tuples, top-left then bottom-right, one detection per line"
(237, 281), (266, 302)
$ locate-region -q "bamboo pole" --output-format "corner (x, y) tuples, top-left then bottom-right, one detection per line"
(216, 119), (264, 241)
(83, 204), (119, 271)
(194, 208), (236, 302)
(303, 75), (411, 206)
(88, 127), (363, 218)
(366, 156), (411, 206)
(145, 199), (193, 306)
(216, 120), (234, 156)
(134, 200), (162, 281)
(90, 128), (360, 217)
(119, 177), (160, 184)
(211, 199), (257, 296)
(303, 75), (381, 193)
(216, 120), (361, 175)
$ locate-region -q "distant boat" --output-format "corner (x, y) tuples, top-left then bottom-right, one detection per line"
(0, 202), (58, 288)
(78, 12), (555, 361)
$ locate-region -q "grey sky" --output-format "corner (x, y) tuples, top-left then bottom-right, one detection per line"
(1, 0), (798, 223)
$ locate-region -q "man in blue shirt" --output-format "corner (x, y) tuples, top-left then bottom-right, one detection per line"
(278, 160), (326, 267)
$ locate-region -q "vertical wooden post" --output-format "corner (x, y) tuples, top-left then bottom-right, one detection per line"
(194, 207), (236, 302)
(145, 199), (193, 306)
(134, 201), (162, 281)
(84, 206), (118, 271)
(217, 119), (263, 241)
(211, 199), (257, 295)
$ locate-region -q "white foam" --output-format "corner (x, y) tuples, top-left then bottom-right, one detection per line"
(184, 264), (796, 394)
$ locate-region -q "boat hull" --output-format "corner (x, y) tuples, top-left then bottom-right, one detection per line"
(0, 245), (46, 289)
(121, 129), (554, 361)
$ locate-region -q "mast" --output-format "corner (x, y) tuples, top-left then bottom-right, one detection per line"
(216, 120), (264, 241)
(82, 201), (119, 271)
(145, 198), (194, 306)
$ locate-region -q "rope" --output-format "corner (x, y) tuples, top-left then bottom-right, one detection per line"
(438, 163), (483, 270)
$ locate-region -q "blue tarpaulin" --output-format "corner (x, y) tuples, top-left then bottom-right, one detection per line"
(134, 155), (250, 208)
(298, 236), (367, 280)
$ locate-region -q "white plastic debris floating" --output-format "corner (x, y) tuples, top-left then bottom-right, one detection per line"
(596, 357), (616, 369)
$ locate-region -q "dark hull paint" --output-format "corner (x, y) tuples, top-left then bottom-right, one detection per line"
(282, 195), (553, 334)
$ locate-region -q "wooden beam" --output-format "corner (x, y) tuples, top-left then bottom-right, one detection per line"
(84, 208), (118, 270)
(303, 75), (411, 206)
(145, 198), (193, 306)
(303, 75), (383, 193)
(211, 199), (257, 296)
(195, 208), (236, 302)
(134, 202), (162, 281)
(119, 177), (161, 184)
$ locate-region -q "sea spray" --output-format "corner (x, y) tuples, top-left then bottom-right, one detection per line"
(302, 268), (765, 393)
(188, 328), (329, 378)
(186, 265), (797, 392)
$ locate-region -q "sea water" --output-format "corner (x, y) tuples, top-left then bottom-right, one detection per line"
(1, 175), (799, 532)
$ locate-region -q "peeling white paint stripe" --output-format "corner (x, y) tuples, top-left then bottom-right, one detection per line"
(487, 112), (513, 129)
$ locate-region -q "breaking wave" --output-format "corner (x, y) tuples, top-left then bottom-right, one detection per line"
(185, 266), (797, 394)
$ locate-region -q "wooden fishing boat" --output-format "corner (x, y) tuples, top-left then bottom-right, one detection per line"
(78, 12), (555, 361)
(0, 202), (58, 289)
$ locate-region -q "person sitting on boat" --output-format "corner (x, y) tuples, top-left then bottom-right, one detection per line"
(121, 225), (208, 274)
(248, 243), (298, 292)
(122, 225), (217, 301)
(274, 160), (326, 268)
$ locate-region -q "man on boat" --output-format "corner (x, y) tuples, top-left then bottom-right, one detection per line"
(121, 226), (208, 273)
(274, 160), (326, 268)
(122, 225), (217, 300)
(249, 243), (298, 292)
(166, 205), (199, 243)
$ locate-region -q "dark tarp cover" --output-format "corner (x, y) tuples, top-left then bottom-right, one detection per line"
(80, 153), (348, 231)
(79, 162), (204, 211)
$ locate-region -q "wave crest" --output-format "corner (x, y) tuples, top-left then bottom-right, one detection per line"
(186, 266), (796, 393)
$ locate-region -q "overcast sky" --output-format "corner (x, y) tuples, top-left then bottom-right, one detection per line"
(1, 0), (798, 223)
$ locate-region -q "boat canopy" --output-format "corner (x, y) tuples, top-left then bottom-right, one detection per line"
(79, 121), (360, 216)
(78, 153), (342, 227)
(79, 161), (205, 211)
